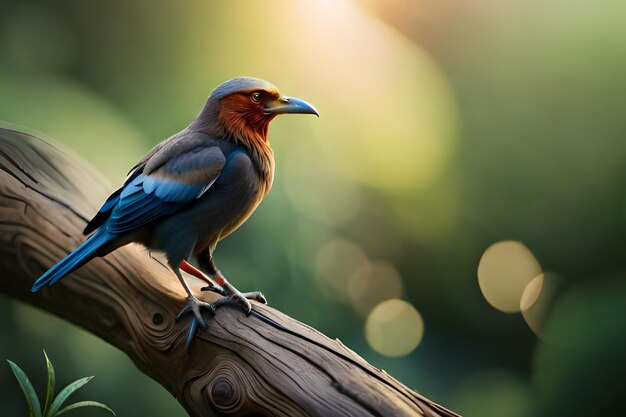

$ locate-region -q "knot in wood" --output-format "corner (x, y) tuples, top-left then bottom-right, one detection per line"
(147, 308), (172, 336)
(210, 375), (241, 413)
(152, 312), (164, 325)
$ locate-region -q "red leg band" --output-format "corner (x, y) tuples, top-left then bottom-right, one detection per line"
(214, 275), (227, 286)
(180, 260), (212, 285)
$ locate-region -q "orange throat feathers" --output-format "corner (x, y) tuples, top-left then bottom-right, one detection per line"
(218, 95), (275, 150)
(217, 95), (275, 190)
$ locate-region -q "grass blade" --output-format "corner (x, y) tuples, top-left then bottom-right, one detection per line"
(7, 360), (43, 417)
(43, 350), (56, 417)
(46, 376), (93, 417)
(55, 401), (115, 416)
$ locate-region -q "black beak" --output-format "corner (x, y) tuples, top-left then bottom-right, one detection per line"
(265, 96), (319, 116)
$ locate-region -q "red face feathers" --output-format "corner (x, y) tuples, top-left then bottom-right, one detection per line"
(191, 77), (318, 153)
(218, 89), (280, 149)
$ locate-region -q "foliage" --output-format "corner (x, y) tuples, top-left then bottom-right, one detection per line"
(7, 351), (115, 417)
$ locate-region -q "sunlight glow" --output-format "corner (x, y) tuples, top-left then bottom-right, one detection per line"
(281, 0), (457, 194)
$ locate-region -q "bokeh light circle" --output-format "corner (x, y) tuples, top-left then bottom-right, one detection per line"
(521, 272), (561, 336)
(347, 260), (404, 316)
(520, 273), (544, 312)
(365, 299), (424, 357)
(477, 241), (542, 313)
(315, 239), (367, 300)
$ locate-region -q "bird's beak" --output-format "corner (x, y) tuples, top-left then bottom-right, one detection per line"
(264, 96), (319, 116)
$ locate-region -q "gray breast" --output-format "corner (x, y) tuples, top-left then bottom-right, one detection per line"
(191, 150), (265, 252)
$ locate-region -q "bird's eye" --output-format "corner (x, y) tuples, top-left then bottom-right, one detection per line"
(251, 92), (262, 103)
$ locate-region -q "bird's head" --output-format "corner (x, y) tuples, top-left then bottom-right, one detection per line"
(195, 77), (318, 148)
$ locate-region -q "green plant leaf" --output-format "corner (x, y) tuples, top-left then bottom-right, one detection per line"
(7, 360), (43, 417)
(43, 350), (56, 417)
(46, 376), (93, 417)
(55, 401), (115, 416)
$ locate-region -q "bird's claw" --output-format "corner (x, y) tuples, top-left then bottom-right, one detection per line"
(213, 292), (253, 314)
(185, 316), (200, 352)
(211, 290), (267, 315)
(201, 284), (227, 296)
(202, 279), (267, 309)
(241, 291), (267, 305)
(176, 295), (215, 329)
(182, 287), (267, 351)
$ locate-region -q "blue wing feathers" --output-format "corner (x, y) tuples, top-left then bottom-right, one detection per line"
(152, 179), (205, 202)
(107, 198), (174, 233)
(101, 191), (121, 212)
(83, 168), (144, 235)
(40, 143), (226, 289)
(82, 188), (121, 235)
(82, 145), (225, 237)
(31, 230), (113, 291)
(104, 172), (208, 233)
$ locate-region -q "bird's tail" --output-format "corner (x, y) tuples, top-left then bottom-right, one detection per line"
(31, 230), (113, 292)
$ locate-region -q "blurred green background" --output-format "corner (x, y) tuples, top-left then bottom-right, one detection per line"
(1, 1), (625, 416)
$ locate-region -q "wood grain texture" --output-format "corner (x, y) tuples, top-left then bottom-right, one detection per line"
(0, 126), (461, 417)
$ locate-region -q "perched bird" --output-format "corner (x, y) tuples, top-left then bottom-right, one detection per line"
(32, 77), (318, 345)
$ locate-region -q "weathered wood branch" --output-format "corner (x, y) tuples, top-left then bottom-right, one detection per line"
(0, 126), (460, 417)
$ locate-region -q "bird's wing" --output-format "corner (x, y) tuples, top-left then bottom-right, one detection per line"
(84, 133), (201, 235)
(106, 145), (226, 234)
(86, 134), (226, 235)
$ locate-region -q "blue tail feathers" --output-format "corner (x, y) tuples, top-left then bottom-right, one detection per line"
(31, 230), (112, 292)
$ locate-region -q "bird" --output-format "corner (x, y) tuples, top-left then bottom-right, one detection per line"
(31, 77), (318, 346)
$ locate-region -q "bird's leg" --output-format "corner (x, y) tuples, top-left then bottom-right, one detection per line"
(201, 273), (267, 314)
(198, 251), (267, 314)
(180, 260), (226, 295)
(172, 266), (215, 329)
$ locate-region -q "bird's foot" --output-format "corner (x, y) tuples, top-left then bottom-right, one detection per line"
(177, 295), (218, 352)
(211, 290), (267, 314)
(183, 279), (267, 352)
(199, 282), (227, 296)
(176, 295), (215, 329)
(201, 278), (267, 315)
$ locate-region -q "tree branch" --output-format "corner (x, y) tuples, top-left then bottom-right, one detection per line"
(0, 126), (460, 417)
